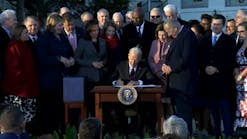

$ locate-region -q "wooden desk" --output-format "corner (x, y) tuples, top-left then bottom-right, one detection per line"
(91, 86), (164, 135)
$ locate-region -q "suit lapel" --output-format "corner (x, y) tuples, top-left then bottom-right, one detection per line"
(136, 65), (144, 79)
(214, 33), (225, 47)
(125, 62), (130, 80)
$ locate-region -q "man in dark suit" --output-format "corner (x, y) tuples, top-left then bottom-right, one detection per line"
(62, 12), (84, 53)
(112, 47), (156, 136)
(113, 47), (154, 85)
(62, 12), (84, 75)
(24, 16), (42, 51)
(122, 7), (157, 60)
(162, 20), (198, 133)
(199, 14), (236, 137)
(0, 9), (17, 96)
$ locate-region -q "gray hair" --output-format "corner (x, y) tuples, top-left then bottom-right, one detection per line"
(112, 12), (124, 21)
(0, 9), (16, 25)
(78, 117), (101, 139)
(0, 105), (24, 134)
(164, 20), (181, 28)
(23, 16), (38, 25)
(238, 9), (247, 19)
(97, 8), (109, 17)
(81, 11), (93, 22)
(129, 46), (142, 59)
(163, 115), (189, 139)
(125, 11), (133, 17)
(150, 8), (162, 15)
(163, 4), (177, 15)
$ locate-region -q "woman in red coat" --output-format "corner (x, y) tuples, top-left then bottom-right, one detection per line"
(2, 24), (39, 123)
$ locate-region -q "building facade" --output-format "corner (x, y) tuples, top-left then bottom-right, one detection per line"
(128, 0), (246, 21)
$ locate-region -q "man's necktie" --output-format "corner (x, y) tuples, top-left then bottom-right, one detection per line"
(31, 36), (37, 43)
(137, 26), (141, 38)
(212, 35), (217, 47)
(160, 42), (163, 59)
(130, 68), (135, 81)
(69, 33), (76, 51)
(117, 30), (121, 39)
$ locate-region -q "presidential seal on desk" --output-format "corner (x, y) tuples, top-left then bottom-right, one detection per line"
(117, 85), (137, 105)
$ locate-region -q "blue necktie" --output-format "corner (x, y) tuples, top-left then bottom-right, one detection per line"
(137, 26), (141, 38)
(212, 35), (217, 47)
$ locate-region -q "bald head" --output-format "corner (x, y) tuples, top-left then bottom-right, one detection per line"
(132, 7), (144, 26)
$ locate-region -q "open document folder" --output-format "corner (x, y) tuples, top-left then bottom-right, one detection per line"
(112, 80), (161, 88)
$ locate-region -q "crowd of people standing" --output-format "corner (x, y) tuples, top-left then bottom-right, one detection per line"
(0, 3), (247, 139)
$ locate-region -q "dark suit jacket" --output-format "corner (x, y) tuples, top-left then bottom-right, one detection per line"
(165, 26), (198, 97)
(113, 61), (155, 84)
(36, 31), (74, 92)
(75, 38), (107, 82)
(63, 27), (84, 46)
(199, 32), (236, 98)
(0, 26), (11, 81)
(122, 21), (157, 59)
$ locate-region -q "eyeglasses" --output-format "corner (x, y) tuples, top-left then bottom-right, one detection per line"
(151, 15), (161, 19)
(237, 30), (246, 33)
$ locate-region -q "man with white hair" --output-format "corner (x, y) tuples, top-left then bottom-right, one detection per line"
(112, 12), (124, 40)
(97, 8), (109, 35)
(114, 46), (154, 85)
(235, 9), (247, 50)
(80, 11), (93, 25)
(149, 8), (163, 25)
(162, 19), (198, 133)
(59, 6), (70, 16)
(113, 46), (156, 136)
(125, 11), (133, 24)
(163, 115), (189, 139)
(163, 4), (188, 25)
(24, 16), (40, 49)
(0, 9), (17, 86)
(235, 9), (247, 26)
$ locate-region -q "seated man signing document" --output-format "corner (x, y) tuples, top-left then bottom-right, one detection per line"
(113, 46), (155, 86)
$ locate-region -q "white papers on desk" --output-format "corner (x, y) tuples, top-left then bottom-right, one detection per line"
(112, 81), (161, 88)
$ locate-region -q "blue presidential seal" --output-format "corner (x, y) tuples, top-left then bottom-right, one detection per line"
(118, 85), (138, 105)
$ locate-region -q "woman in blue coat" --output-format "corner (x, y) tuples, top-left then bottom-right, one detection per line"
(36, 13), (74, 135)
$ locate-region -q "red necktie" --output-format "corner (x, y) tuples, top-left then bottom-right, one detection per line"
(130, 68), (135, 81)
